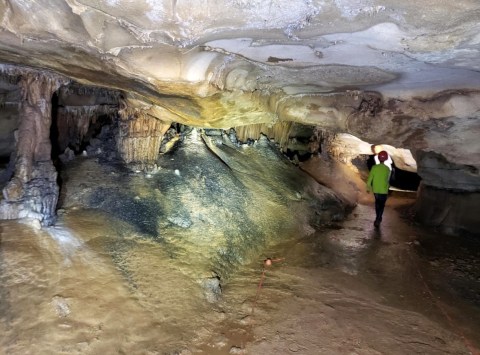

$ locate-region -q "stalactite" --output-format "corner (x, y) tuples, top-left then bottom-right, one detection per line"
(0, 64), (22, 85)
(56, 105), (117, 152)
(58, 84), (121, 105)
(116, 107), (171, 170)
(235, 122), (293, 151)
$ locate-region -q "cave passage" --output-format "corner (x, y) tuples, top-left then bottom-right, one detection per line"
(1, 177), (479, 354)
(0, 81), (478, 354)
(0, 1), (479, 352)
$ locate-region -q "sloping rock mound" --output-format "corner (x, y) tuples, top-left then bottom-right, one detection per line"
(58, 132), (346, 280)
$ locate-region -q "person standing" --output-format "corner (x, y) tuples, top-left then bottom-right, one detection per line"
(367, 150), (390, 228)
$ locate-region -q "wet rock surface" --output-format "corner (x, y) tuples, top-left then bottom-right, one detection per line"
(207, 200), (480, 355)
(1, 190), (479, 354)
(415, 184), (480, 237)
(57, 131), (345, 280)
(0, 109), (478, 354)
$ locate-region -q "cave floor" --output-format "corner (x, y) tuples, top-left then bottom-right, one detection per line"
(214, 196), (480, 354)
(0, 194), (479, 354)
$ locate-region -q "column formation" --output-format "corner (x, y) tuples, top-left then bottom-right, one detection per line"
(116, 103), (171, 171)
(1, 72), (67, 225)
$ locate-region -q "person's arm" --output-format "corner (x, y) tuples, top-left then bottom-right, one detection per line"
(366, 169), (374, 192)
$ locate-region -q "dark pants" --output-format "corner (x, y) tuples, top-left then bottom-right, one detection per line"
(374, 193), (388, 222)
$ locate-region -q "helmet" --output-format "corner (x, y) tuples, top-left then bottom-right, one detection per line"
(378, 151), (388, 162)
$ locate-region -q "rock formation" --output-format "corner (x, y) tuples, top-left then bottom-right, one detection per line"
(0, 1), (479, 235)
(54, 84), (120, 154)
(0, 67), (68, 225)
(116, 103), (171, 171)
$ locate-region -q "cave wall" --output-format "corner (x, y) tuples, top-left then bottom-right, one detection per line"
(414, 150), (480, 236)
(0, 1), (478, 236)
(416, 184), (480, 237)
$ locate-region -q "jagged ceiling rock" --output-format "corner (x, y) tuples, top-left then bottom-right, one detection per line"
(0, 1), (479, 194)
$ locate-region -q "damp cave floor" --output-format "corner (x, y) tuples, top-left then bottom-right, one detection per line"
(202, 194), (480, 354)
(1, 194), (479, 354)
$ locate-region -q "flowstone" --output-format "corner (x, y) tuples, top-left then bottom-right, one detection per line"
(58, 131), (346, 280)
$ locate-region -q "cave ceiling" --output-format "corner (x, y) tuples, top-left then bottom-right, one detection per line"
(0, 0), (479, 160)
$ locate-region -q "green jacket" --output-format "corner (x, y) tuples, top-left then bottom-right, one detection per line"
(367, 163), (390, 194)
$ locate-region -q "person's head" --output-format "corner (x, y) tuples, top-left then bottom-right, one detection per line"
(378, 150), (388, 162)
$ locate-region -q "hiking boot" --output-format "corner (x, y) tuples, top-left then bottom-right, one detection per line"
(374, 219), (380, 228)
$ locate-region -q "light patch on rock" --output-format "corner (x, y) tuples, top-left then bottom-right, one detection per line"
(19, 218), (42, 231)
(107, 45), (154, 56)
(45, 226), (85, 265)
(202, 276), (222, 303)
(51, 295), (71, 318)
(334, 0), (386, 19)
(182, 52), (218, 82)
(14, 0), (34, 11)
(206, 39), (320, 66)
(145, 0), (165, 23)
(222, 0), (321, 30)
(229, 346), (246, 354)
(167, 215), (191, 228)
(323, 22), (406, 54)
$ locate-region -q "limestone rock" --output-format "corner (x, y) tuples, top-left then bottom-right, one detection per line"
(416, 150), (480, 192)
(202, 276), (222, 303)
(415, 184), (480, 237)
(3, 176), (23, 201)
(59, 147), (75, 164)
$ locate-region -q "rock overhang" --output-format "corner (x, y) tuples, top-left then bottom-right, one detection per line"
(0, 0), (479, 98)
(0, 1), (479, 190)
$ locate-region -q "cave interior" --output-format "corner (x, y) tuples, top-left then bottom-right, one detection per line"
(0, 0), (479, 353)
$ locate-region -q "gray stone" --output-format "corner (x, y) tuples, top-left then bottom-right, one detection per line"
(202, 276), (222, 303)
